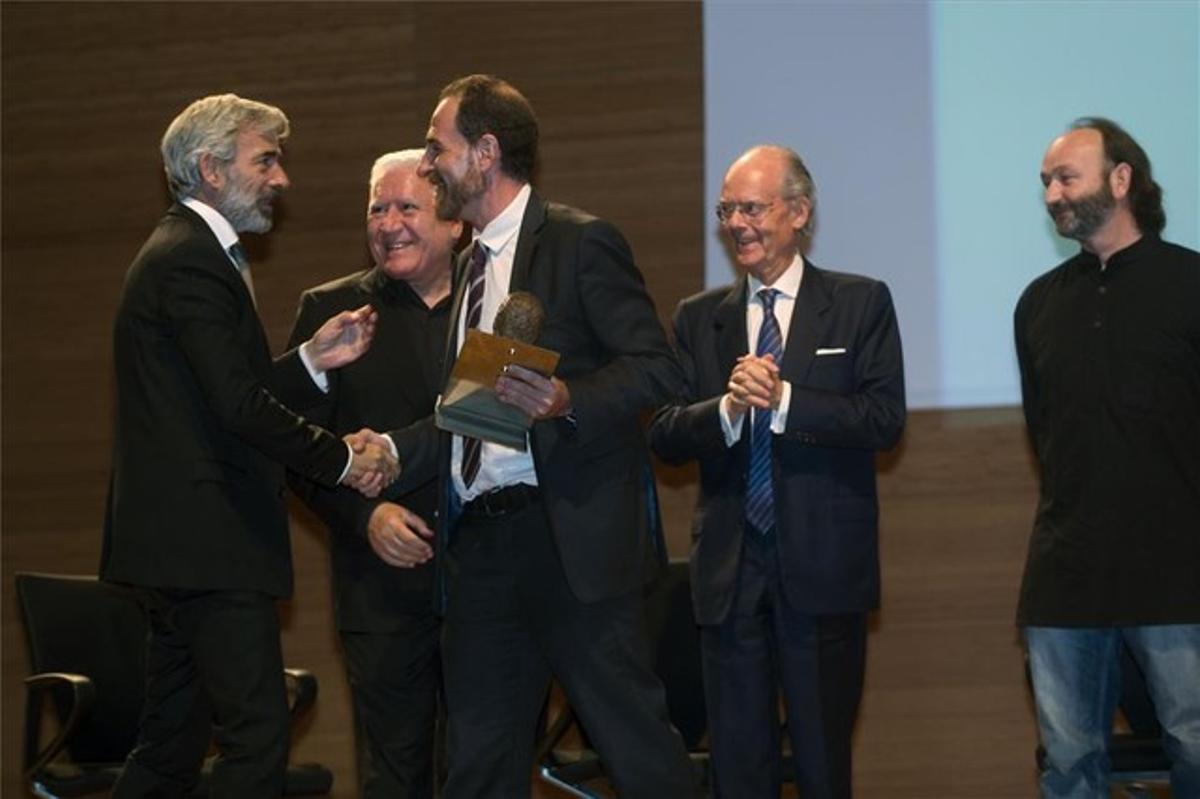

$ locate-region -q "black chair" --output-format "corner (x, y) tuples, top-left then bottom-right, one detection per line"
(1033, 643), (1171, 798)
(16, 572), (334, 798)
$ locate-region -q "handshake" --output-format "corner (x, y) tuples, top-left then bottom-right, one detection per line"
(339, 428), (399, 497)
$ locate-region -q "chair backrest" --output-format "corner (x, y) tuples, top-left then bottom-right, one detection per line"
(16, 572), (148, 764)
(644, 559), (707, 749)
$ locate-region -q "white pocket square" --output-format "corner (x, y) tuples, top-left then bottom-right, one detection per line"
(815, 347), (846, 356)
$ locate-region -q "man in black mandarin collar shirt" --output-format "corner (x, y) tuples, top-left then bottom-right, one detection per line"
(287, 149), (462, 799)
(1016, 117), (1200, 798)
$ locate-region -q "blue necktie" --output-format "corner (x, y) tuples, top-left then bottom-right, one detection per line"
(460, 241), (488, 487)
(745, 288), (782, 534)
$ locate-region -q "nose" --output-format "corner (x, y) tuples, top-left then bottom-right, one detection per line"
(1043, 180), (1061, 205)
(270, 163), (290, 191)
(417, 149), (434, 178)
(381, 206), (405, 229)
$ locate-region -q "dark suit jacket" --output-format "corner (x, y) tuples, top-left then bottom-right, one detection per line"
(286, 268), (445, 631)
(102, 203), (349, 598)
(391, 191), (682, 606)
(649, 264), (905, 624)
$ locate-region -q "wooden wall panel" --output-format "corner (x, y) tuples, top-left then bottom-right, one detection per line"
(3, 4), (1045, 799)
(2, 3), (701, 797)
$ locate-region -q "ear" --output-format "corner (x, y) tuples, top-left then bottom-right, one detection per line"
(1109, 162), (1132, 201)
(449, 219), (464, 241)
(198, 151), (227, 192)
(790, 197), (812, 235)
(473, 133), (500, 175)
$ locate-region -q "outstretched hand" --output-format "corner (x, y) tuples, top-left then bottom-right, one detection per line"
(305, 304), (378, 371)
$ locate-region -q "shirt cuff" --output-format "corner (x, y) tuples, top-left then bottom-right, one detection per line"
(718, 394), (745, 447)
(770, 380), (792, 434)
(299, 341), (330, 392)
(337, 442), (353, 484)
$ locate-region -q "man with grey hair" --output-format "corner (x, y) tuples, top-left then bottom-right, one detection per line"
(651, 144), (905, 798)
(287, 149), (463, 798)
(103, 93), (396, 797)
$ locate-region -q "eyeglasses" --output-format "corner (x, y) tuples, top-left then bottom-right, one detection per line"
(715, 200), (776, 223)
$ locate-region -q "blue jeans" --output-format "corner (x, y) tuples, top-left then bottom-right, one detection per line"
(1025, 624), (1200, 799)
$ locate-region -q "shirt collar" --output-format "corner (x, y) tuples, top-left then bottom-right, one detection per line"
(474, 183), (532, 256)
(747, 253), (804, 302)
(181, 196), (240, 254)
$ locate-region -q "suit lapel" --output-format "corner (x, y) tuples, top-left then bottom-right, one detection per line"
(781, 262), (832, 384)
(170, 202), (269, 358)
(440, 249), (473, 384)
(508, 190), (546, 294)
(713, 278), (749, 390)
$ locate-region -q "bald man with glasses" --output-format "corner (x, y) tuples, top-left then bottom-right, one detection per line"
(651, 145), (905, 799)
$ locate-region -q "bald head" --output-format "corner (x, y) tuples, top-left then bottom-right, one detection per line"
(719, 145), (814, 285)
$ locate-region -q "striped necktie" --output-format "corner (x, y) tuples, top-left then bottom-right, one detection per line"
(745, 287), (782, 534)
(460, 241), (488, 487)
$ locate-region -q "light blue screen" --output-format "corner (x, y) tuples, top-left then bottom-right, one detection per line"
(705, 0), (1199, 408)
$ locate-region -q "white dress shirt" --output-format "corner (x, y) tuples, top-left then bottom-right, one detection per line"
(451, 184), (539, 501)
(718, 253), (804, 446)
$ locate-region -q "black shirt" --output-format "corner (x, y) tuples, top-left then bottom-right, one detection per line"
(287, 266), (451, 628)
(1014, 235), (1200, 626)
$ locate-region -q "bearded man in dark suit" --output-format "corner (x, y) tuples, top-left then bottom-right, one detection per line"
(378, 74), (699, 799)
(103, 93), (394, 798)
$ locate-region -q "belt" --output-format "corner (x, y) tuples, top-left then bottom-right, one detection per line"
(460, 484), (541, 519)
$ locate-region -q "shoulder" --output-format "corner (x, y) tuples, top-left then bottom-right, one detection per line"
(541, 201), (623, 243)
(1015, 254), (1080, 317)
(127, 207), (226, 287)
(544, 201), (599, 228)
(1153, 237), (1200, 269)
(141, 207), (216, 259)
(300, 269), (372, 304)
(807, 263), (894, 308)
(677, 283), (737, 316)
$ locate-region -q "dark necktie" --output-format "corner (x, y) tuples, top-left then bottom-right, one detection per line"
(460, 241), (488, 488)
(227, 242), (256, 306)
(745, 287), (782, 534)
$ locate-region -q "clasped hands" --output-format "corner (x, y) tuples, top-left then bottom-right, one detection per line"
(724, 353), (782, 423)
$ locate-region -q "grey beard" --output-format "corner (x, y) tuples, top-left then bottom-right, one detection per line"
(218, 180), (274, 234)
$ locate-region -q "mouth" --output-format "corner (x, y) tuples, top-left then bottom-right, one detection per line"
(383, 238), (415, 254)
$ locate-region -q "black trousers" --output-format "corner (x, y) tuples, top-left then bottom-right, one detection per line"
(113, 589), (289, 799)
(440, 498), (699, 799)
(702, 530), (868, 799)
(340, 613), (441, 799)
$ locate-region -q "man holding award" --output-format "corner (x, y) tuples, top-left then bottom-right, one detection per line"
(387, 74), (698, 798)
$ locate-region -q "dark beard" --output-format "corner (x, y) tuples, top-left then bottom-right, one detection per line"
(430, 171), (467, 221)
(430, 159), (483, 222)
(1047, 181), (1115, 242)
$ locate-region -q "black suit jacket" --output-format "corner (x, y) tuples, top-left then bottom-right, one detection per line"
(649, 264), (905, 624)
(392, 191), (682, 606)
(102, 203), (348, 598)
(286, 268), (445, 631)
